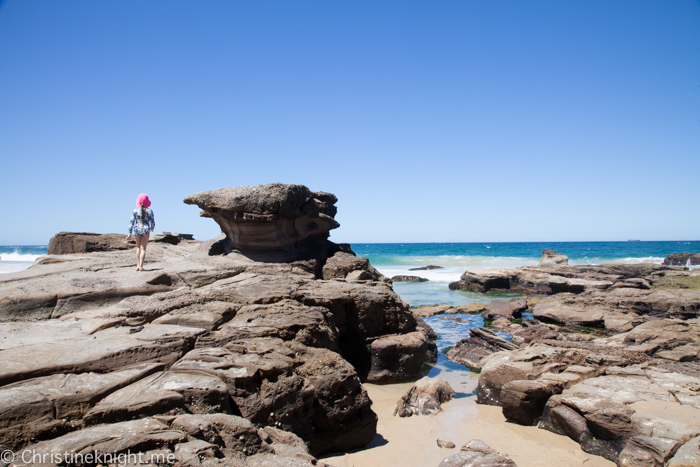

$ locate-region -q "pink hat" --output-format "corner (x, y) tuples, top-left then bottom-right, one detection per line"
(136, 194), (151, 208)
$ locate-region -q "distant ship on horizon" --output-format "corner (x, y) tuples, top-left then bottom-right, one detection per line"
(627, 239), (641, 242)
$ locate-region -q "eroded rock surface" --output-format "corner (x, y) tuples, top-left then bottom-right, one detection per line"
(184, 183), (339, 261)
(0, 184), (437, 464)
(438, 439), (517, 467)
(394, 377), (455, 417)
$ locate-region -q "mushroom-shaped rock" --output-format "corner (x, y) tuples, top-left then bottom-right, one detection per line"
(184, 183), (339, 258)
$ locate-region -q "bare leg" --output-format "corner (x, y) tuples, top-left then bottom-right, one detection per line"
(138, 233), (150, 271)
(134, 236), (143, 271)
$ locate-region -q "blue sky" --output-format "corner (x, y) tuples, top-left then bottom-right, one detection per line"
(1, 0), (698, 245)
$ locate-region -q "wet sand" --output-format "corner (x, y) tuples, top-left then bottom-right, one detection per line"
(321, 376), (615, 467)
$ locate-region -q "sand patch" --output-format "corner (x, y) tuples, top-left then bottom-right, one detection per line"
(322, 378), (614, 467)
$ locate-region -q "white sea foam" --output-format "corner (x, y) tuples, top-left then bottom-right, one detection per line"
(375, 254), (667, 284)
(0, 252), (44, 262)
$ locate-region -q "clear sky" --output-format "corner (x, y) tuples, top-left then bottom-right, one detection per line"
(1, 0), (698, 245)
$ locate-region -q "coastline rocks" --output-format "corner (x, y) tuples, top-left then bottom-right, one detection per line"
(540, 370), (700, 463)
(391, 275), (428, 282)
(664, 253), (700, 266)
(438, 439), (517, 467)
(449, 269), (511, 293)
(0, 186), (441, 463)
(47, 232), (134, 254)
(539, 250), (569, 267)
(322, 251), (387, 282)
(367, 331), (437, 383)
(394, 376), (455, 417)
(482, 298), (527, 321)
(409, 265), (444, 271)
(184, 183), (339, 260)
(446, 327), (518, 370)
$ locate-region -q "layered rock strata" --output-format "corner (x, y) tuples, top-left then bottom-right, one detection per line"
(184, 183), (340, 262)
(475, 320), (700, 465)
(0, 184), (437, 464)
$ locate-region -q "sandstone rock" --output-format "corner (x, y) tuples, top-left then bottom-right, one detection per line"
(13, 418), (187, 467)
(412, 305), (454, 318)
(0, 363), (162, 449)
(438, 439), (517, 467)
(323, 251), (385, 281)
(539, 250), (569, 267)
(667, 435), (700, 467)
(446, 327), (517, 371)
(500, 379), (563, 426)
(491, 317), (512, 330)
(449, 269), (511, 293)
(172, 338), (376, 455)
(437, 438), (456, 449)
(367, 331), (437, 383)
(664, 253), (700, 267)
(511, 323), (564, 345)
(152, 300), (239, 330)
(482, 299), (526, 321)
(391, 275), (428, 282)
(532, 301), (606, 327)
(171, 413), (265, 457)
(184, 183), (339, 260)
(618, 435), (682, 467)
(0, 324), (204, 386)
(84, 370), (232, 425)
(47, 231), (135, 254)
(455, 303), (487, 314)
(394, 377), (455, 417)
(218, 299), (338, 351)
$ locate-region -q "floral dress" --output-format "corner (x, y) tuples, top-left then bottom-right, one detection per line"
(128, 208), (155, 236)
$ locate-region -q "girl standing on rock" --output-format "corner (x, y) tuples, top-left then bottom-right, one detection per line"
(126, 194), (155, 271)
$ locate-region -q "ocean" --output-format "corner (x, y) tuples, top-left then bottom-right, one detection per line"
(351, 241), (700, 308)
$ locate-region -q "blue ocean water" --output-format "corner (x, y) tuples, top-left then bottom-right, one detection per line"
(351, 241), (700, 308)
(0, 245), (48, 274)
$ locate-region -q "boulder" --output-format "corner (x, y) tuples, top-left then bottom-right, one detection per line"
(539, 250), (569, 267)
(183, 183), (339, 260)
(500, 379), (563, 425)
(391, 275), (428, 282)
(47, 232), (134, 254)
(663, 253), (700, 267)
(394, 377), (455, 417)
(172, 338), (377, 455)
(532, 301), (606, 327)
(322, 251), (385, 281)
(446, 327), (517, 370)
(449, 269), (512, 293)
(438, 439), (517, 467)
(367, 331), (437, 383)
(482, 299), (527, 321)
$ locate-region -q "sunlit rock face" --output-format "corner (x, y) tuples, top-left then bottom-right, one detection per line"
(184, 183), (339, 258)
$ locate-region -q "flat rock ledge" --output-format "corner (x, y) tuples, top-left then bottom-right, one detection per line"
(0, 184), (438, 464)
(476, 318), (700, 465)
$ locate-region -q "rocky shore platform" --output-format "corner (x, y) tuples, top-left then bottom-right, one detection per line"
(444, 250), (700, 466)
(0, 184), (437, 466)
